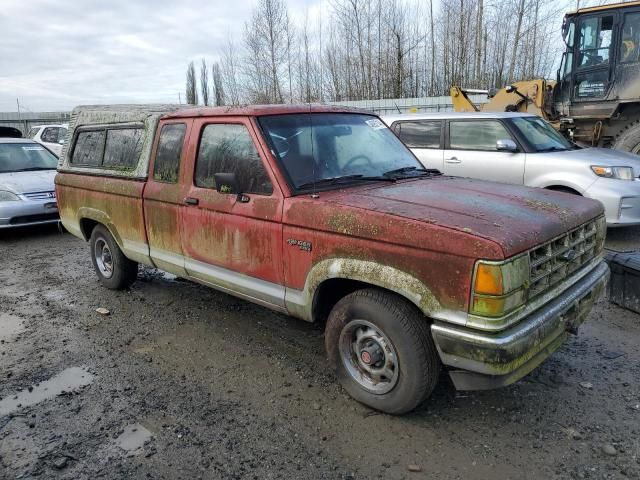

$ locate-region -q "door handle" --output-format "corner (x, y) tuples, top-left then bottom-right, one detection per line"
(184, 197), (199, 206)
(445, 157), (461, 164)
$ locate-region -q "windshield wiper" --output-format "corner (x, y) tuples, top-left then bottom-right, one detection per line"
(297, 174), (394, 190)
(382, 166), (441, 179)
(15, 167), (56, 171)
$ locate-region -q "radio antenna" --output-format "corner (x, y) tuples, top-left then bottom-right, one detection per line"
(310, 102), (318, 198)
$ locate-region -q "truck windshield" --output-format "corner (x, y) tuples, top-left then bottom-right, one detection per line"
(0, 143), (58, 173)
(510, 117), (574, 153)
(258, 113), (424, 191)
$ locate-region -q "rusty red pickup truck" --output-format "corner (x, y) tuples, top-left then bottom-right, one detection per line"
(56, 104), (609, 414)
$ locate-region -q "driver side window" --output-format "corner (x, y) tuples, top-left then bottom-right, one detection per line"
(449, 121), (513, 151)
(195, 123), (273, 195)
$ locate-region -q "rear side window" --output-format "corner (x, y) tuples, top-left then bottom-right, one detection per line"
(449, 121), (513, 151)
(195, 124), (272, 195)
(41, 127), (61, 143)
(71, 127), (142, 169)
(394, 121), (441, 148)
(103, 129), (143, 168)
(72, 130), (105, 166)
(153, 124), (186, 183)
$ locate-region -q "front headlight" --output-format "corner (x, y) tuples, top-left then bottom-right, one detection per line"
(591, 165), (635, 180)
(470, 255), (530, 317)
(0, 190), (20, 201)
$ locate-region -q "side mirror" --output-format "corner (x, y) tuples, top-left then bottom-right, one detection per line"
(214, 172), (240, 194)
(213, 172), (249, 202)
(496, 139), (518, 152)
(505, 85), (516, 94)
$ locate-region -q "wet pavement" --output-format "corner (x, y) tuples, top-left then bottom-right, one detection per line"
(0, 224), (639, 479)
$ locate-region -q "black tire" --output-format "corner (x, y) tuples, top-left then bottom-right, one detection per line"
(613, 121), (640, 154)
(325, 288), (440, 415)
(89, 225), (138, 289)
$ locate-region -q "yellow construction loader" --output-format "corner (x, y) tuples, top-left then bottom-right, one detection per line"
(451, 1), (640, 153)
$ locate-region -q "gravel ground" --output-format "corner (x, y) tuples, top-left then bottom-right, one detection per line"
(1, 224), (639, 480)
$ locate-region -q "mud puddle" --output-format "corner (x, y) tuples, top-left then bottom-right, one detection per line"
(0, 313), (25, 340)
(115, 423), (154, 456)
(0, 367), (94, 416)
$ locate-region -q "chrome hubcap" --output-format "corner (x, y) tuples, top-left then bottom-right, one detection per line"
(94, 239), (114, 278)
(339, 320), (399, 394)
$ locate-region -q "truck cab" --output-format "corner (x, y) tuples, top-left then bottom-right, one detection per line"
(56, 104), (609, 414)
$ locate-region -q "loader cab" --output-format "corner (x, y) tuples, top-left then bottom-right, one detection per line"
(556, 3), (640, 116)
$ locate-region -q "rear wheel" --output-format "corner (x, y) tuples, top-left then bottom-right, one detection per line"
(325, 289), (440, 415)
(613, 121), (640, 154)
(89, 225), (138, 289)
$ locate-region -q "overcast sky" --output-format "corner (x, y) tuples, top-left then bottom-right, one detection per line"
(0, 0), (324, 112)
(0, 0), (618, 113)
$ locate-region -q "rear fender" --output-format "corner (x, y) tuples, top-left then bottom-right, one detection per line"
(77, 207), (122, 247)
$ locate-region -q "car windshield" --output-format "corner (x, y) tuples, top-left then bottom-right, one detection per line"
(510, 116), (574, 152)
(0, 143), (58, 173)
(258, 113), (425, 191)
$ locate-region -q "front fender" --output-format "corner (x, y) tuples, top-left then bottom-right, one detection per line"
(527, 171), (596, 195)
(284, 258), (447, 323)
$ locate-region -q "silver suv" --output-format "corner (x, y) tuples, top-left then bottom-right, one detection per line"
(382, 112), (640, 227)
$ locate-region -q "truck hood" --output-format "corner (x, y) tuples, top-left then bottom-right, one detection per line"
(0, 170), (57, 194)
(542, 147), (640, 176)
(324, 176), (604, 257)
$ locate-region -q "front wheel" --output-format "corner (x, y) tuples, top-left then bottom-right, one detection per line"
(89, 225), (138, 289)
(325, 289), (440, 414)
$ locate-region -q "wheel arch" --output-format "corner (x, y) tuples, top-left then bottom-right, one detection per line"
(287, 258), (444, 324)
(529, 175), (589, 195)
(544, 185), (582, 196)
(77, 208), (123, 248)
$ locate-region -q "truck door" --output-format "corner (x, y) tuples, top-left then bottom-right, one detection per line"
(570, 12), (617, 116)
(442, 119), (526, 184)
(180, 117), (285, 309)
(144, 121), (191, 277)
(614, 10), (640, 103)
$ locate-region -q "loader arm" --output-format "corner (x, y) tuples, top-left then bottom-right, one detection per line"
(451, 80), (554, 119)
(450, 86), (481, 112)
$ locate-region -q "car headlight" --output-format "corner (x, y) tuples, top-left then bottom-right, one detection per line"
(0, 190), (20, 201)
(470, 255), (530, 318)
(591, 165), (635, 180)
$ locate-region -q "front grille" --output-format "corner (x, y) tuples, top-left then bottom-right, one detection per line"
(528, 218), (602, 299)
(24, 191), (56, 200)
(9, 213), (59, 225)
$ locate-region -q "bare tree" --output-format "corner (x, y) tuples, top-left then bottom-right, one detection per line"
(507, 0), (526, 83)
(185, 61), (198, 105)
(200, 58), (210, 106)
(194, 0), (568, 104)
(243, 0), (291, 103)
(221, 38), (241, 105)
(212, 62), (226, 106)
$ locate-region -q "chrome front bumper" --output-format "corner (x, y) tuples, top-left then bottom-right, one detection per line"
(431, 260), (609, 390)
